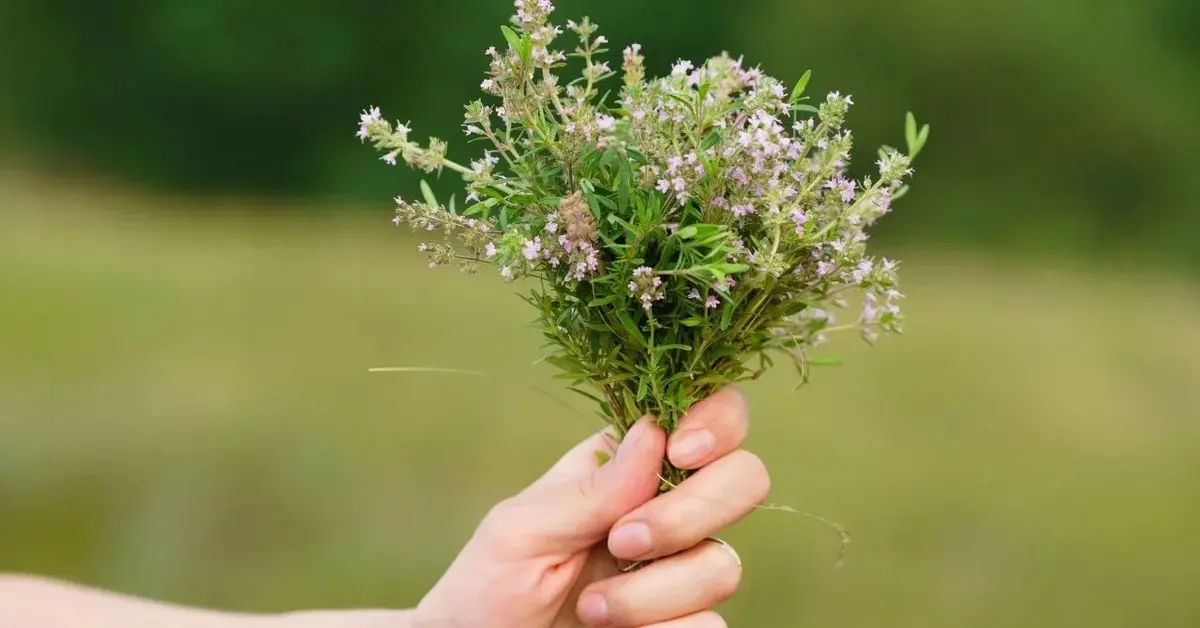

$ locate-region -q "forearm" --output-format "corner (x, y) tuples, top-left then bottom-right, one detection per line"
(0, 574), (414, 628)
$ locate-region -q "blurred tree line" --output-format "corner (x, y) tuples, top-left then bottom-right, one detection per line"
(1, 0), (1197, 267)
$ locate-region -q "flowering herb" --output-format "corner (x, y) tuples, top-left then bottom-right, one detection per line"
(358, 1), (928, 490)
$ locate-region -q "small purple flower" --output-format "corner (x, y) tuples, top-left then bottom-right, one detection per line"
(544, 218), (558, 234)
(732, 203), (754, 217)
(729, 167), (749, 187)
(790, 209), (808, 235)
(381, 152), (398, 166)
(596, 114), (617, 132)
(852, 259), (873, 284)
(817, 261), (836, 276)
(633, 266), (654, 278)
(500, 265), (513, 280)
(705, 295), (721, 310)
(656, 179), (670, 193)
(485, 242), (497, 258)
(688, 289), (701, 300)
(392, 215), (402, 226)
(522, 237), (543, 261)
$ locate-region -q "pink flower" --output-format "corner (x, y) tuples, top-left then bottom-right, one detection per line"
(522, 237), (543, 261)
(705, 295), (720, 310)
(790, 209), (808, 235)
(485, 242), (497, 258)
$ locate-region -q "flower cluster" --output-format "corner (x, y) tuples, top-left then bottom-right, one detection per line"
(358, 1), (929, 487)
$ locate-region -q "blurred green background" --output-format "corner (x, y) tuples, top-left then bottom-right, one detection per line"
(1, 0), (1197, 626)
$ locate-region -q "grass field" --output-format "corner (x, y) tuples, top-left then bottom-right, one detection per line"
(1, 173), (1198, 627)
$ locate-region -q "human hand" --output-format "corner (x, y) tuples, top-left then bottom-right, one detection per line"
(413, 386), (770, 627)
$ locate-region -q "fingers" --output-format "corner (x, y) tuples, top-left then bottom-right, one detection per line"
(607, 449), (769, 561)
(667, 386), (749, 469)
(575, 540), (741, 627)
(528, 426), (620, 491)
(482, 417), (666, 556)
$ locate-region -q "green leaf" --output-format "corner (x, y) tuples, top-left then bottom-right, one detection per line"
(905, 112), (930, 159)
(500, 25), (522, 51)
(448, 194), (457, 215)
(636, 375), (650, 401)
(788, 70), (812, 105)
(665, 92), (693, 109)
(588, 295), (617, 307)
(680, 317), (706, 327)
(905, 112), (917, 152)
(709, 262), (750, 274)
(719, 300), (736, 330)
(420, 180), (438, 209)
(674, 225), (699, 240)
(794, 104), (819, 114)
(807, 356), (844, 366)
(614, 308), (646, 348)
(464, 197), (499, 216)
(700, 131), (723, 150)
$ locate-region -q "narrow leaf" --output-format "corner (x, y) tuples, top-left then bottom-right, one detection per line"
(905, 112), (918, 152)
(500, 26), (521, 51)
(614, 308), (646, 348)
(420, 180), (438, 209)
(788, 70), (812, 104)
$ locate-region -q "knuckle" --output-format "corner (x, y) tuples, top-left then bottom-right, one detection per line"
(476, 497), (517, 538)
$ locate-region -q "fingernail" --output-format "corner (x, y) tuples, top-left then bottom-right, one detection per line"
(609, 521), (652, 557)
(614, 418), (648, 467)
(670, 429), (715, 467)
(577, 593), (609, 625)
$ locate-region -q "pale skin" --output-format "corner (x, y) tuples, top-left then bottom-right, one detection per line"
(0, 387), (768, 628)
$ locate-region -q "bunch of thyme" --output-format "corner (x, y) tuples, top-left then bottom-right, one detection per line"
(358, 0), (929, 490)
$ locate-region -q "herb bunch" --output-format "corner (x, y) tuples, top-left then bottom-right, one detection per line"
(358, 0), (928, 489)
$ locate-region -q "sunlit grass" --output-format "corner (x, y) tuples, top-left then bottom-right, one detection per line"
(1, 175), (1198, 627)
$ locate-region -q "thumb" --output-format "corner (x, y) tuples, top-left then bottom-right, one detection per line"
(488, 417), (666, 557)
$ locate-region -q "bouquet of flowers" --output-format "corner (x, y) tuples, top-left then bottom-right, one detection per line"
(357, 1), (928, 490)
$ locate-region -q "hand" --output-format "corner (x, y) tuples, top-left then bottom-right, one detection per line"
(0, 387), (767, 628)
(414, 386), (770, 627)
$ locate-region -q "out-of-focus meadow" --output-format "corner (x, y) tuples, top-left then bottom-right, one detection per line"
(1, 0), (1198, 626)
